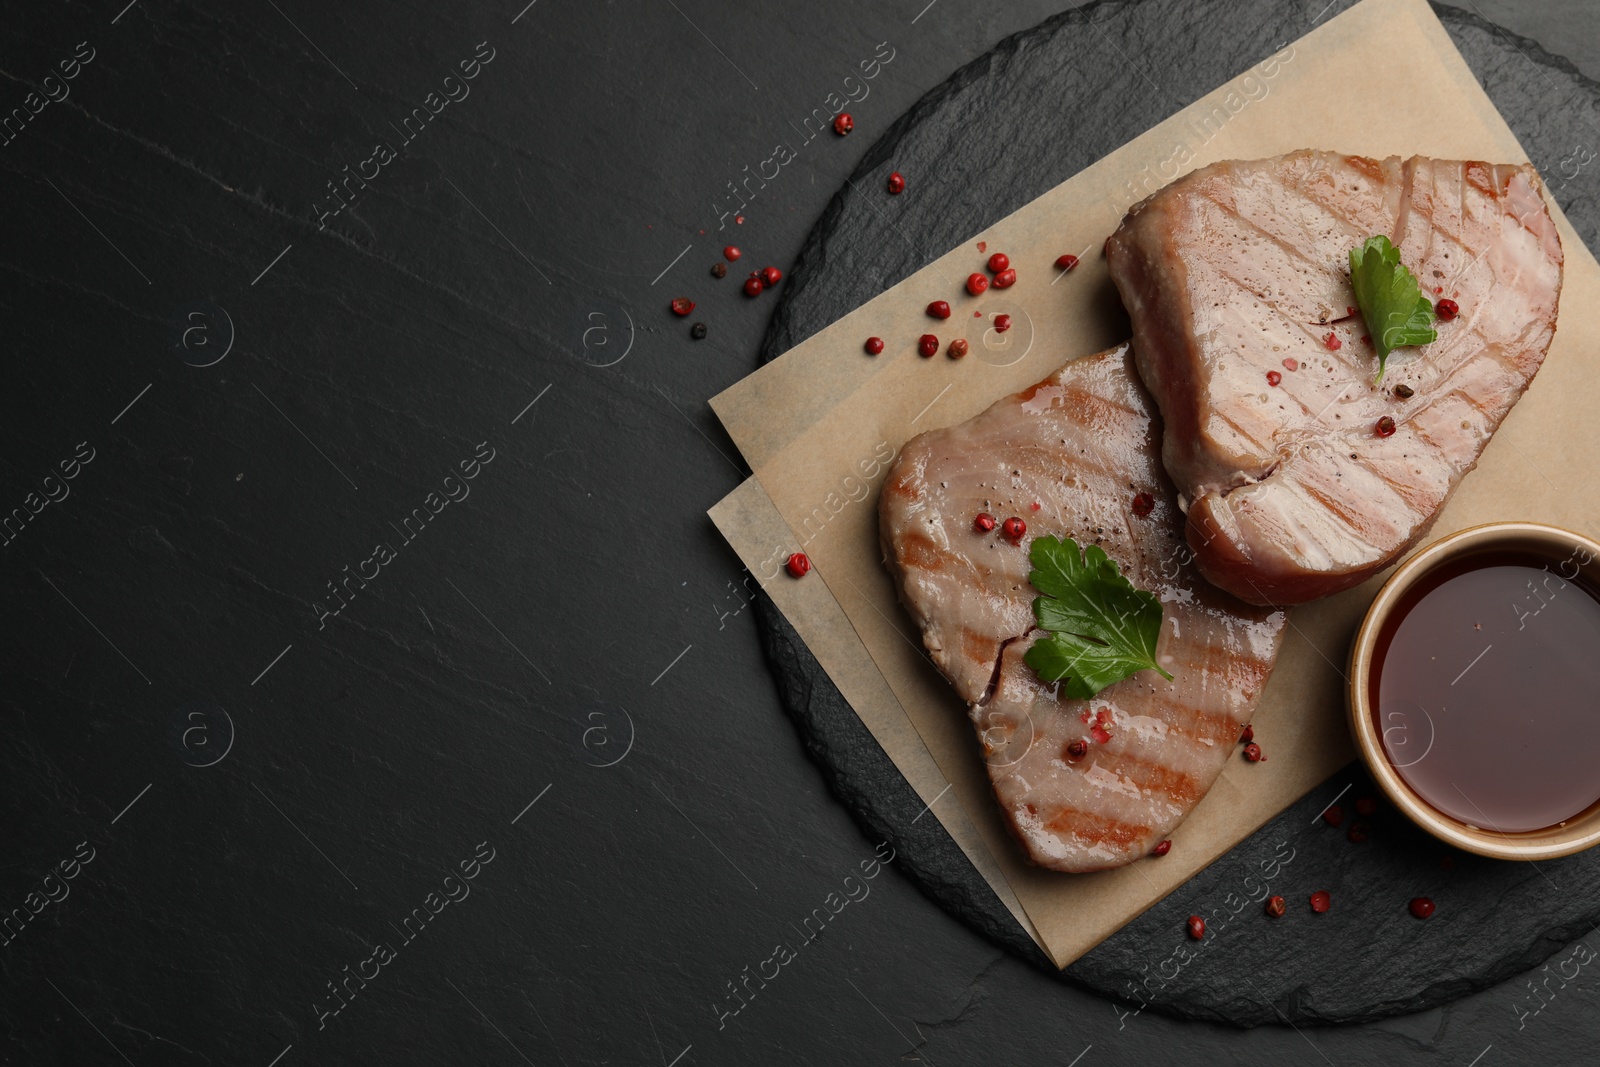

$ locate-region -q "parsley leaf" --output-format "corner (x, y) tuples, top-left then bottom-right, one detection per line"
(1349, 235), (1436, 383)
(1022, 535), (1173, 700)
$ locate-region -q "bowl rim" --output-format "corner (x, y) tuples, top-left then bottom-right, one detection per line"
(1347, 520), (1600, 861)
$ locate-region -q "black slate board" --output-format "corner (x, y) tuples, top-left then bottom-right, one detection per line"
(752, 0), (1600, 1027)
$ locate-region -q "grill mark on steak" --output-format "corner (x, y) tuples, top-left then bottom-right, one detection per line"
(1394, 155), (1419, 248)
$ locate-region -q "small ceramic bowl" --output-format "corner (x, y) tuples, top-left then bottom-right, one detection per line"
(1348, 521), (1600, 861)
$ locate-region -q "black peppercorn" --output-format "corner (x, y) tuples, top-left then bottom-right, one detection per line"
(710, 262), (727, 278)
(690, 322), (707, 340)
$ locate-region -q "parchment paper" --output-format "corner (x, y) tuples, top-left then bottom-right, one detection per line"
(708, 0), (1600, 967)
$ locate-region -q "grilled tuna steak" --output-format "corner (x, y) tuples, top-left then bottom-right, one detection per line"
(1107, 151), (1563, 605)
(880, 345), (1286, 872)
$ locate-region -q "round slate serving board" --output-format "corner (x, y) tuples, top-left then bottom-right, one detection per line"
(753, 0), (1600, 1027)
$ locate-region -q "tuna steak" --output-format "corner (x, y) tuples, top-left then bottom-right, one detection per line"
(1106, 151), (1563, 605)
(880, 345), (1285, 872)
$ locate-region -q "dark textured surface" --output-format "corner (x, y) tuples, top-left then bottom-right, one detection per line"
(756, 0), (1600, 1028)
(5, 0), (1600, 1064)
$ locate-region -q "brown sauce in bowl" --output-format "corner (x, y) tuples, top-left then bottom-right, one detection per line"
(1370, 550), (1600, 833)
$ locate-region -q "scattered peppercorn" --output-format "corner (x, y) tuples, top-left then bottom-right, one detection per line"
(761, 266), (783, 287)
(1283, 358), (1299, 371)
(710, 262), (727, 278)
(785, 552), (811, 578)
(1001, 516), (1027, 541)
(1393, 383), (1415, 399)
(927, 300), (952, 320)
(973, 512), (998, 533)
(948, 338), (969, 359)
(1265, 895), (1287, 918)
(1323, 804), (1345, 828)
(1243, 742), (1264, 762)
(1324, 332), (1342, 351)
(992, 267), (1017, 289)
(1132, 492), (1155, 517)
(966, 272), (989, 296)
(833, 113), (853, 136)
(993, 314), (1013, 333)
(1309, 890), (1331, 913)
(1436, 298), (1459, 320)
(743, 275), (765, 297)
(864, 336), (885, 356)
(987, 253), (1010, 273)
(1409, 896), (1436, 919)
(1347, 822), (1370, 843)
(1266, 370), (1282, 387)
(670, 297), (695, 317)
(1055, 253), (1079, 271)
(918, 334), (939, 358)
(1065, 738), (1088, 760)
(1376, 415), (1397, 438)
(690, 322), (707, 340)
(1187, 915), (1206, 940)
(1151, 840), (1172, 857)
(1239, 724), (1254, 744)
(723, 246), (742, 262)
(886, 171), (906, 195)
(1355, 796), (1378, 817)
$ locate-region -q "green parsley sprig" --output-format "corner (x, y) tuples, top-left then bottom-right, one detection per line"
(1349, 235), (1436, 383)
(1022, 536), (1172, 699)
